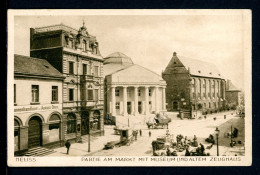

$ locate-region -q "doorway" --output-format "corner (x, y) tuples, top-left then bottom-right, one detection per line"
(28, 116), (42, 148)
(138, 101), (142, 114)
(172, 101), (178, 111)
(127, 102), (131, 114)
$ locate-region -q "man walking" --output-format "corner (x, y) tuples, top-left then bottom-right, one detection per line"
(65, 140), (71, 155)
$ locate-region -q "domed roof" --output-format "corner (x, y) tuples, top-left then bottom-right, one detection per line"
(104, 52), (134, 66)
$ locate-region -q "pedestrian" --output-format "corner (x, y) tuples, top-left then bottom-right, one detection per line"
(149, 130), (151, 137)
(135, 131), (137, 140)
(193, 135), (198, 147)
(139, 129), (142, 136)
(65, 140), (71, 155)
(166, 147), (171, 156)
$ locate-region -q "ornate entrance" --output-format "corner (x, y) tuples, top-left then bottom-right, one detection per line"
(28, 116), (42, 148)
(81, 111), (89, 135)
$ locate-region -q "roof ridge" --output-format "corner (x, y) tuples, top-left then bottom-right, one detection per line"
(14, 54), (48, 62)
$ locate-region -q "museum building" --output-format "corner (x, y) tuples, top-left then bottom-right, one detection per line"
(14, 54), (64, 155)
(104, 52), (167, 117)
(162, 52), (226, 116)
(29, 23), (105, 141)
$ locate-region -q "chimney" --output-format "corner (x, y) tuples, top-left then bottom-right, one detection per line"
(173, 52), (177, 56)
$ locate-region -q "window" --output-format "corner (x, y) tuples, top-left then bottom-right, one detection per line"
(138, 89), (141, 96)
(14, 84), (16, 104)
(149, 101), (152, 105)
(127, 89), (131, 97)
(209, 103), (211, 108)
(94, 66), (99, 77)
(83, 64), (87, 75)
(203, 92), (206, 98)
(94, 89), (99, 101)
(116, 102), (120, 109)
(69, 89), (74, 101)
(31, 85), (39, 103)
(88, 90), (93, 100)
(69, 62), (74, 74)
(52, 86), (58, 102)
(67, 114), (76, 134)
(149, 89), (151, 96)
(115, 89), (120, 96)
(49, 114), (61, 142)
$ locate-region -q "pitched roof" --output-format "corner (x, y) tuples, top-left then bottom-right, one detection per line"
(164, 53), (222, 79)
(226, 80), (240, 91)
(14, 54), (63, 78)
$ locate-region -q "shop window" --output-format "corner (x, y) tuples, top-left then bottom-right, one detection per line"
(91, 111), (100, 130)
(69, 62), (74, 74)
(69, 89), (74, 101)
(116, 102), (120, 109)
(49, 114), (61, 142)
(52, 86), (58, 102)
(31, 85), (39, 103)
(115, 89), (120, 96)
(67, 113), (76, 134)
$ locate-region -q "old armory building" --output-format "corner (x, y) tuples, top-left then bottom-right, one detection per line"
(29, 23), (104, 141)
(14, 55), (64, 155)
(162, 52), (226, 116)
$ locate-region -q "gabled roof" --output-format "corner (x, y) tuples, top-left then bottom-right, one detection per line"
(164, 52), (222, 79)
(107, 64), (165, 84)
(226, 80), (241, 91)
(14, 54), (63, 78)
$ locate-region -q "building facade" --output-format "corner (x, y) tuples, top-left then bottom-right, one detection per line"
(14, 55), (64, 155)
(225, 79), (242, 108)
(104, 52), (167, 117)
(162, 52), (226, 116)
(30, 23), (104, 141)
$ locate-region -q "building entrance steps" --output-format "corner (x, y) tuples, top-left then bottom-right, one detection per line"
(24, 147), (56, 157)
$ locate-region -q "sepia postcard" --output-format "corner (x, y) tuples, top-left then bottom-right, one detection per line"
(7, 9), (252, 166)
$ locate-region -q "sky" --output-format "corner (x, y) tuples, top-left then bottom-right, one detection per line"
(13, 12), (249, 90)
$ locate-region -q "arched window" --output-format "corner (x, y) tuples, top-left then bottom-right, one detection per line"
(67, 113), (76, 134)
(91, 110), (100, 130)
(49, 114), (61, 142)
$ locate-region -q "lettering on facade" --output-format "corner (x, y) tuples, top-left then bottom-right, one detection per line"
(14, 105), (60, 112)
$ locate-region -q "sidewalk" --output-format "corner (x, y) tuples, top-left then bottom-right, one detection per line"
(49, 126), (120, 156)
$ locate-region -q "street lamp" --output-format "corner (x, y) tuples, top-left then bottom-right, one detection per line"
(215, 127), (220, 156)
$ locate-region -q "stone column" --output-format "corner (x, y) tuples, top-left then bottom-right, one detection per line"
(155, 86), (159, 114)
(162, 87), (166, 110)
(209, 80), (212, 99)
(123, 86), (128, 116)
(205, 79), (208, 99)
(134, 86), (138, 116)
(145, 86), (149, 115)
(111, 86), (116, 116)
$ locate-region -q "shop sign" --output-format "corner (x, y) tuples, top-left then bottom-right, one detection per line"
(14, 104), (61, 112)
